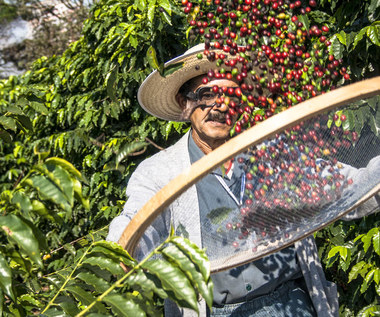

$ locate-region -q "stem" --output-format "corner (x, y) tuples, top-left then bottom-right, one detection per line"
(15, 170), (33, 189)
(145, 137), (164, 151)
(42, 226), (109, 278)
(41, 243), (93, 313)
(49, 226), (109, 256)
(75, 237), (170, 316)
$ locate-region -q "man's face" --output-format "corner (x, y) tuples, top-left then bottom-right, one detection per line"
(187, 78), (239, 151)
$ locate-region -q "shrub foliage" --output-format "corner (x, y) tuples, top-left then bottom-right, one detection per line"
(0, 0), (379, 315)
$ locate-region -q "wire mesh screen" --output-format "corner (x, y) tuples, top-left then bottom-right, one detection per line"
(132, 94), (380, 272)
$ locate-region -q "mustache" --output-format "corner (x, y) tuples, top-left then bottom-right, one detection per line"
(179, 103), (227, 122)
(206, 111), (226, 122)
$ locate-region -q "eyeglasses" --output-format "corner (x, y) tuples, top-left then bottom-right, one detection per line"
(186, 86), (241, 108)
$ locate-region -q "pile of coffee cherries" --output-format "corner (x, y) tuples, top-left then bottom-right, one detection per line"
(181, 0), (357, 247)
(181, 0), (350, 134)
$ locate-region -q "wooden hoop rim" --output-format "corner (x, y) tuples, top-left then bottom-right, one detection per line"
(118, 77), (380, 268)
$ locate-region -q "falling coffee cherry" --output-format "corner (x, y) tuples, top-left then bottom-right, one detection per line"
(181, 0), (350, 136)
(180, 0), (357, 245)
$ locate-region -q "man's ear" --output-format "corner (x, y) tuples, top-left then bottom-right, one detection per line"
(176, 93), (194, 121)
(176, 93), (187, 110)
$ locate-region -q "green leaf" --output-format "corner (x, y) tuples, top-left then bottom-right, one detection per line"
(106, 67), (118, 102)
(48, 164), (74, 206)
(0, 214), (42, 267)
(19, 293), (43, 309)
(327, 245), (349, 265)
(354, 107), (366, 134)
(160, 9), (172, 26)
(82, 256), (126, 276)
(330, 35), (344, 59)
(31, 200), (62, 223)
(374, 268), (380, 285)
(158, 0), (171, 15)
(14, 114), (33, 131)
(146, 45), (161, 72)
(336, 31), (347, 46)
(376, 108), (380, 127)
(142, 259), (198, 312)
(75, 271), (111, 293)
(206, 207), (233, 225)
(342, 111), (351, 131)
(45, 157), (83, 180)
(0, 289), (3, 316)
(134, 0), (146, 11)
(361, 268), (376, 293)
(297, 14), (309, 31)
(44, 275), (65, 290)
(91, 241), (136, 265)
(0, 116), (17, 131)
(147, 0), (156, 23)
(368, 114), (379, 137)
(25, 175), (71, 212)
(103, 294), (146, 317)
(126, 269), (168, 299)
(41, 307), (67, 316)
(345, 31), (356, 49)
(373, 230), (380, 256)
(55, 296), (81, 315)
(129, 36), (138, 49)
(367, 95), (379, 111)
(115, 141), (147, 167)
(0, 253), (15, 301)
(175, 223), (189, 239)
(362, 228), (378, 252)
(307, 10), (330, 23)
(162, 243), (213, 308)
(73, 178), (90, 210)
(11, 191), (33, 214)
(162, 62), (184, 77)
(28, 101), (49, 115)
(367, 25), (380, 46)
(170, 236), (210, 280)
(20, 215), (48, 251)
(4, 105), (24, 115)
(357, 304), (380, 317)
(359, 236), (372, 257)
(65, 284), (107, 313)
(327, 246), (342, 267)
(353, 27), (369, 49)
(349, 261), (368, 283)
(0, 130), (12, 143)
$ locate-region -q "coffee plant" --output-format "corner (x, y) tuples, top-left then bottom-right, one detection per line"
(316, 212), (380, 316)
(0, 0), (379, 315)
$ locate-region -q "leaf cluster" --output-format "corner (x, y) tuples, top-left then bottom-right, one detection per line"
(37, 234), (212, 316)
(0, 0), (192, 314)
(311, 0), (380, 78)
(316, 212), (380, 316)
(0, 0), (379, 314)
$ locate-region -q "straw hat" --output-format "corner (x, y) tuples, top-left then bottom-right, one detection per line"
(138, 44), (223, 122)
(138, 44), (271, 122)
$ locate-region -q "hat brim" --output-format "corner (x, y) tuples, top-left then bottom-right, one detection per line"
(138, 45), (272, 122)
(138, 45), (221, 122)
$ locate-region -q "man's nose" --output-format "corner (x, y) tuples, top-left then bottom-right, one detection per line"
(212, 101), (229, 112)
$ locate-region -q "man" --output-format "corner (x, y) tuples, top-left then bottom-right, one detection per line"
(107, 45), (380, 316)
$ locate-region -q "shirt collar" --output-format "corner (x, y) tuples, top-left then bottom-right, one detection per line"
(188, 130), (232, 178)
